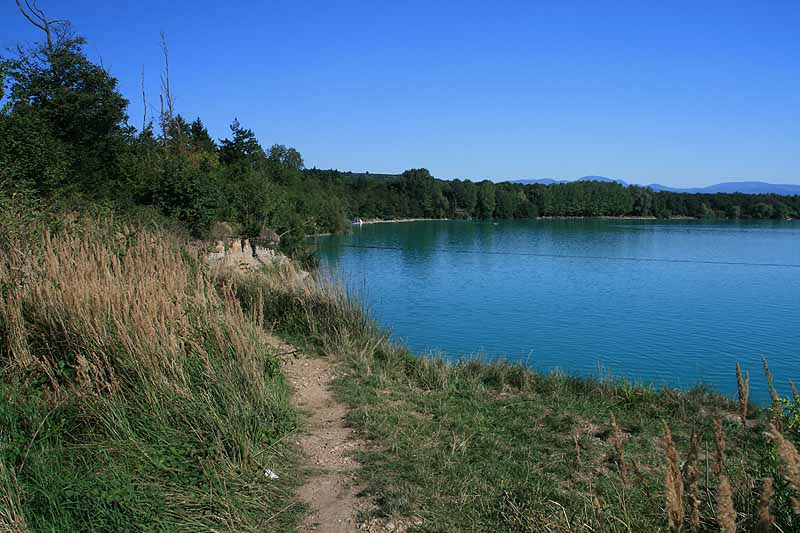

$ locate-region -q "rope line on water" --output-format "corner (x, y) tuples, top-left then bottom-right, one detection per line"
(337, 244), (800, 269)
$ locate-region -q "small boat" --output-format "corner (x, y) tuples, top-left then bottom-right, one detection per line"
(352, 217), (364, 225)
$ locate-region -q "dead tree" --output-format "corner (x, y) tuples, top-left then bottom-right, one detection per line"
(14, 0), (67, 51)
(159, 32), (179, 143)
(141, 65), (148, 133)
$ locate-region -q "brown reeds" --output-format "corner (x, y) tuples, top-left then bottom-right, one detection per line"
(714, 420), (736, 532)
(683, 430), (701, 533)
(767, 424), (800, 514)
(663, 421), (684, 532)
(762, 355), (781, 409)
(717, 475), (736, 533)
(735, 362), (749, 421)
(757, 478), (774, 532)
(593, 495), (605, 530)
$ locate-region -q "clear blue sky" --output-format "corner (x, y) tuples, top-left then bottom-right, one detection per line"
(2, 0), (798, 187)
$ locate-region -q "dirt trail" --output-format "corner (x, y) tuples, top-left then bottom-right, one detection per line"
(281, 348), (373, 532)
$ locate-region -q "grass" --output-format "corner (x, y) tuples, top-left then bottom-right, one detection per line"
(0, 214), (303, 531)
(231, 255), (800, 531)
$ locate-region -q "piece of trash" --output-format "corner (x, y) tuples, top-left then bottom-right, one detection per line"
(264, 468), (279, 480)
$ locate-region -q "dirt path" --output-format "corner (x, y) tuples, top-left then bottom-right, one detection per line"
(282, 348), (373, 532)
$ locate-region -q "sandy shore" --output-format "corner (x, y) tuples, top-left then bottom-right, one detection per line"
(356, 217), (448, 225)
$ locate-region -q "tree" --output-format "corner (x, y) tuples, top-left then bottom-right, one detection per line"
(451, 179), (478, 217)
(477, 180), (496, 219)
(400, 168), (435, 217)
(495, 185), (518, 218)
(268, 144), (304, 172)
(188, 118), (216, 153)
(267, 144), (305, 186)
(1, 23), (129, 197)
(0, 106), (70, 195)
(218, 119), (266, 167)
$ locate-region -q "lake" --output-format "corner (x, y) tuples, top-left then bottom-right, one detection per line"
(315, 219), (800, 404)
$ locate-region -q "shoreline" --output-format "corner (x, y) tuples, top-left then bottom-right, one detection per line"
(355, 217), (448, 225)
(307, 214), (758, 237)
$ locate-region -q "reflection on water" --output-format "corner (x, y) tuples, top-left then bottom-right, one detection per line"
(316, 219), (800, 404)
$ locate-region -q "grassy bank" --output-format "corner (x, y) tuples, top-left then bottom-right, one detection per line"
(236, 258), (800, 531)
(0, 214), (303, 531)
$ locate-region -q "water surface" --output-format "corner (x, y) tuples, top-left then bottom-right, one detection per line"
(316, 220), (800, 404)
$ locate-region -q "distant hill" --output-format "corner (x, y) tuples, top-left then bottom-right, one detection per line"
(327, 172), (800, 196)
(576, 175), (628, 185)
(508, 177), (800, 196)
(510, 175), (628, 186)
(646, 181), (800, 196)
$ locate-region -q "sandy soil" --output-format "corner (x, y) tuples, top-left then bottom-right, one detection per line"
(282, 349), (373, 532)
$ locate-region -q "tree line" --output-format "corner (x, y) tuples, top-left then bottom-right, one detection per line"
(2, 8), (797, 262)
(312, 169), (799, 221)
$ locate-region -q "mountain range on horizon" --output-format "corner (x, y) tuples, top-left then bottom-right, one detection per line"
(505, 176), (800, 196)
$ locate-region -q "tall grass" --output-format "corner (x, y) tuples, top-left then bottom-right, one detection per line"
(0, 216), (301, 530)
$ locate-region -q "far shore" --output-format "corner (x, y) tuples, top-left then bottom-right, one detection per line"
(308, 215), (707, 237)
(357, 217), (448, 225)
(308, 213), (794, 238)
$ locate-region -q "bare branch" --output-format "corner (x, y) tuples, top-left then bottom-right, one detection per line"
(15, 0), (47, 32)
(159, 32), (180, 145)
(15, 0), (62, 51)
(141, 65), (148, 133)
(28, 0), (46, 19)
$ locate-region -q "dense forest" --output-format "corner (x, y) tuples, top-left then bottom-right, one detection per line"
(307, 169), (800, 222)
(2, 16), (798, 262)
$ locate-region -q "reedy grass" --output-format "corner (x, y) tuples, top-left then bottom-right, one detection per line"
(0, 216), (302, 531)
(736, 362), (750, 422)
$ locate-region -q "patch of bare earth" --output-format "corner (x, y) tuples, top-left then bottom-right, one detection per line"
(281, 347), (381, 532)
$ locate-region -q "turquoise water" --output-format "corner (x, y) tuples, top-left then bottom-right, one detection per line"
(316, 220), (800, 404)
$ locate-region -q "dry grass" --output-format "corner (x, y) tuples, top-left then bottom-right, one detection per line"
(757, 478), (775, 532)
(0, 460), (29, 533)
(1, 225), (274, 404)
(0, 218), (301, 530)
(736, 362), (749, 421)
(684, 431), (701, 533)
(610, 413), (627, 485)
(662, 421), (684, 532)
(768, 424), (800, 514)
(761, 355), (780, 408)
(714, 420), (737, 533)
(717, 475), (736, 533)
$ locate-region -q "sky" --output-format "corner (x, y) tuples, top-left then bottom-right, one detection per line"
(2, 0), (799, 187)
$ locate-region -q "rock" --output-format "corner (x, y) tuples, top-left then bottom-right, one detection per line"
(384, 521), (396, 531)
